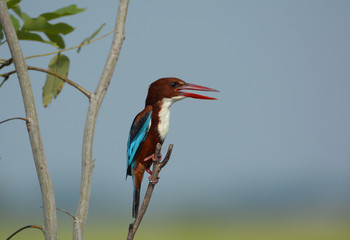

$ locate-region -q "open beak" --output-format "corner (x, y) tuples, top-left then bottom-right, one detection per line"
(177, 83), (219, 100)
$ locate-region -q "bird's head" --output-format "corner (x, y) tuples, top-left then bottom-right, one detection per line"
(145, 77), (219, 106)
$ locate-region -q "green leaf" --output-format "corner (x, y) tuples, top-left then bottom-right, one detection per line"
(6, 0), (21, 9)
(42, 54), (70, 107)
(10, 15), (20, 31)
(40, 5), (86, 21)
(12, 5), (30, 21)
(22, 16), (74, 35)
(45, 33), (65, 49)
(77, 23), (106, 53)
(16, 30), (58, 47)
(39, 13), (61, 21)
(54, 5), (86, 17)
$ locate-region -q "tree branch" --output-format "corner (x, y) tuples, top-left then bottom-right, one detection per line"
(56, 208), (75, 220)
(6, 225), (44, 240)
(27, 66), (92, 98)
(127, 143), (174, 240)
(0, 117), (28, 125)
(0, 1), (58, 239)
(73, 1), (130, 240)
(1, 66), (92, 98)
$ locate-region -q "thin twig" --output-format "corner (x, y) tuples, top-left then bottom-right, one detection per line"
(0, 69), (15, 87)
(0, 117), (28, 125)
(1, 66), (92, 98)
(25, 31), (113, 61)
(56, 208), (75, 220)
(0, 32), (111, 70)
(127, 143), (174, 240)
(6, 225), (43, 240)
(0, 57), (12, 69)
(27, 66), (92, 98)
(0, 31), (112, 82)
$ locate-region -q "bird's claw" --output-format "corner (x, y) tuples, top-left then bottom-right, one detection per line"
(146, 168), (152, 175)
(143, 153), (155, 162)
(146, 168), (159, 184)
(148, 175), (159, 184)
(144, 153), (162, 162)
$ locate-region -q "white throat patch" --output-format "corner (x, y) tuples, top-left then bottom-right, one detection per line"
(158, 96), (185, 140)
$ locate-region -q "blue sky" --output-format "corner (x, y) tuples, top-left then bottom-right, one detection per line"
(1, 0), (350, 221)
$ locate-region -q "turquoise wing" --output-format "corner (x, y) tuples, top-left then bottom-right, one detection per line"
(126, 108), (152, 176)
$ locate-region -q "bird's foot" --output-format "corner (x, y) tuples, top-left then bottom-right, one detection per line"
(148, 175), (159, 184)
(146, 168), (152, 175)
(146, 168), (159, 184)
(143, 153), (155, 162)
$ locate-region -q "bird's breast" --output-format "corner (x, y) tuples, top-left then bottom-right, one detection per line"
(157, 98), (172, 140)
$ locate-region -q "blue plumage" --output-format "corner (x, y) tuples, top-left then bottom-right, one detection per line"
(126, 109), (152, 177)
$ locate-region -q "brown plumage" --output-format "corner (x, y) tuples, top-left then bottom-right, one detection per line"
(127, 77), (218, 217)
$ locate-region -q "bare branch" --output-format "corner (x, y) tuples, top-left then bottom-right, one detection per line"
(73, 1), (130, 240)
(160, 144), (173, 168)
(127, 143), (174, 240)
(56, 208), (75, 220)
(0, 117), (28, 125)
(6, 225), (44, 240)
(0, 1), (58, 239)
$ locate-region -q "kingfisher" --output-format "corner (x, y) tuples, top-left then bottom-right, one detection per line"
(126, 77), (218, 218)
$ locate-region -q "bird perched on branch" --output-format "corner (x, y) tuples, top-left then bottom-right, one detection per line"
(126, 77), (218, 218)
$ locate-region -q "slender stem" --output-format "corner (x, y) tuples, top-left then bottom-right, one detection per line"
(0, 117), (28, 125)
(0, 30), (113, 63)
(27, 66), (92, 98)
(24, 30), (113, 60)
(73, 1), (130, 240)
(6, 225), (44, 240)
(56, 208), (75, 220)
(1, 66), (92, 98)
(0, 1), (58, 240)
(127, 144), (174, 240)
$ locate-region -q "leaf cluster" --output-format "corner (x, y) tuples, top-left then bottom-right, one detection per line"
(1, 0), (85, 48)
(1, 0), (106, 107)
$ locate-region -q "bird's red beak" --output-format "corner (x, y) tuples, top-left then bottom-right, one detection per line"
(177, 83), (219, 100)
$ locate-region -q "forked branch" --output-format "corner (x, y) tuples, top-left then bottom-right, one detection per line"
(127, 143), (174, 240)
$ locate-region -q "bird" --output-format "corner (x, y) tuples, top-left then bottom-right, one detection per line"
(126, 77), (218, 218)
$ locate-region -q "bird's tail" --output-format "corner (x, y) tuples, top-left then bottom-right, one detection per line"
(132, 187), (140, 218)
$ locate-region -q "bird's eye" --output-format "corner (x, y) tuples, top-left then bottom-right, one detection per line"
(170, 82), (177, 87)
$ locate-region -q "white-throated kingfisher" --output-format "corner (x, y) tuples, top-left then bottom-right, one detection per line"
(126, 77), (218, 218)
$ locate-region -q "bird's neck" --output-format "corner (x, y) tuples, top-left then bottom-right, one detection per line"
(150, 96), (184, 141)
